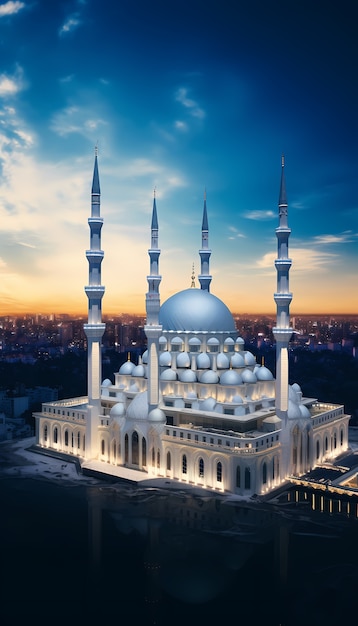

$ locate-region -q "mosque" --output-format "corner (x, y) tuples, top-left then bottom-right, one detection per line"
(34, 154), (350, 496)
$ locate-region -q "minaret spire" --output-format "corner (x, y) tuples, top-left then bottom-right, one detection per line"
(272, 155), (293, 474)
(144, 191), (162, 412)
(198, 189), (212, 291)
(83, 149), (106, 459)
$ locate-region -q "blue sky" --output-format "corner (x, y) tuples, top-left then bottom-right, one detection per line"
(0, 0), (357, 315)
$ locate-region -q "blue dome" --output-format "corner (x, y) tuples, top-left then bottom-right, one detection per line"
(159, 288), (235, 332)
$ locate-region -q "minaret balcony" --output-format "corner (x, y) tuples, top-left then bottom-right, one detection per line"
(83, 323), (106, 339)
(274, 292), (292, 304)
(275, 227), (291, 236)
(86, 250), (104, 260)
(275, 258), (292, 269)
(88, 216), (103, 225)
(85, 286), (105, 300)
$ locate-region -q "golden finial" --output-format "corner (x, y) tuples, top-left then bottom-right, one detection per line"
(191, 263), (196, 288)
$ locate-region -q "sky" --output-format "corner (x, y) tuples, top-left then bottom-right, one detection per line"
(0, 0), (357, 317)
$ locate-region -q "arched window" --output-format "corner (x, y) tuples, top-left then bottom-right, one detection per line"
(101, 439), (105, 455)
(167, 451), (171, 471)
(71, 432), (74, 448)
(316, 440), (320, 460)
(325, 436), (328, 451)
(182, 454), (187, 474)
(83, 435), (85, 451)
(142, 438), (146, 466)
(65, 430), (69, 447)
(157, 450), (160, 469)
(334, 432), (337, 449)
(113, 440), (116, 460)
(272, 457), (275, 480)
(54, 427), (58, 444)
(44, 425), (48, 442)
(340, 429), (344, 446)
(244, 467), (251, 490)
(262, 462), (267, 485)
(236, 465), (241, 488)
(77, 432), (81, 449)
(125, 434), (129, 463)
(199, 457), (204, 478)
(132, 431), (139, 465)
(216, 461), (222, 483)
(151, 447), (155, 467)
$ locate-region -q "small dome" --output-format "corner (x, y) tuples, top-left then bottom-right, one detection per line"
(176, 351), (190, 368)
(220, 370), (243, 385)
(102, 378), (112, 387)
(224, 337), (235, 345)
(236, 337), (245, 345)
(189, 337), (201, 347)
(159, 351), (172, 367)
(287, 399), (302, 420)
(178, 369), (197, 383)
(299, 404), (311, 419)
(256, 366), (274, 381)
(199, 370), (219, 384)
(292, 382), (302, 393)
(230, 353), (245, 368)
(129, 383), (139, 392)
(201, 397), (216, 411)
(148, 408), (166, 423)
(186, 391), (197, 399)
(217, 352), (230, 369)
(171, 336), (184, 346)
(159, 335), (167, 345)
(207, 337), (220, 345)
(160, 369), (177, 381)
(141, 350), (148, 364)
(244, 351), (256, 366)
(132, 364), (146, 377)
(242, 369), (257, 383)
(196, 352), (211, 369)
(110, 402), (125, 418)
(232, 394), (244, 404)
(119, 360), (136, 375)
(127, 391), (149, 420)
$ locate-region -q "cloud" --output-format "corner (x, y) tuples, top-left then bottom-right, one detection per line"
(50, 105), (107, 137)
(256, 248), (338, 273)
(0, 1), (24, 17)
(59, 13), (81, 37)
(228, 225), (246, 240)
(174, 120), (188, 132)
(243, 210), (275, 220)
(175, 87), (205, 120)
(313, 232), (357, 245)
(0, 66), (25, 98)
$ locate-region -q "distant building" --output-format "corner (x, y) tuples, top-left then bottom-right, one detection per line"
(34, 155), (351, 496)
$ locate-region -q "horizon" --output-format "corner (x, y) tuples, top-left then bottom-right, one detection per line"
(0, 1), (357, 316)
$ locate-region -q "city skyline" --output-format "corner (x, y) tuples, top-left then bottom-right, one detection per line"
(0, 0), (357, 316)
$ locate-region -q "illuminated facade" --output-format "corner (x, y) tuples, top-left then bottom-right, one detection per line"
(34, 156), (351, 496)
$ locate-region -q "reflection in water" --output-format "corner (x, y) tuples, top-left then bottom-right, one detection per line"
(85, 485), (358, 626)
(1, 474), (357, 626)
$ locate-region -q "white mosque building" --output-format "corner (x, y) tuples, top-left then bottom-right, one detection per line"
(34, 154), (350, 496)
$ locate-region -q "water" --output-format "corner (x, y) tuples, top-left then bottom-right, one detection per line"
(1, 457), (358, 625)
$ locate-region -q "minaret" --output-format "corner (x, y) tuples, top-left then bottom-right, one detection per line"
(272, 156), (293, 475)
(198, 190), (212, 291)
(83, 148), (106, 458)
(144, 191), (162, 412)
